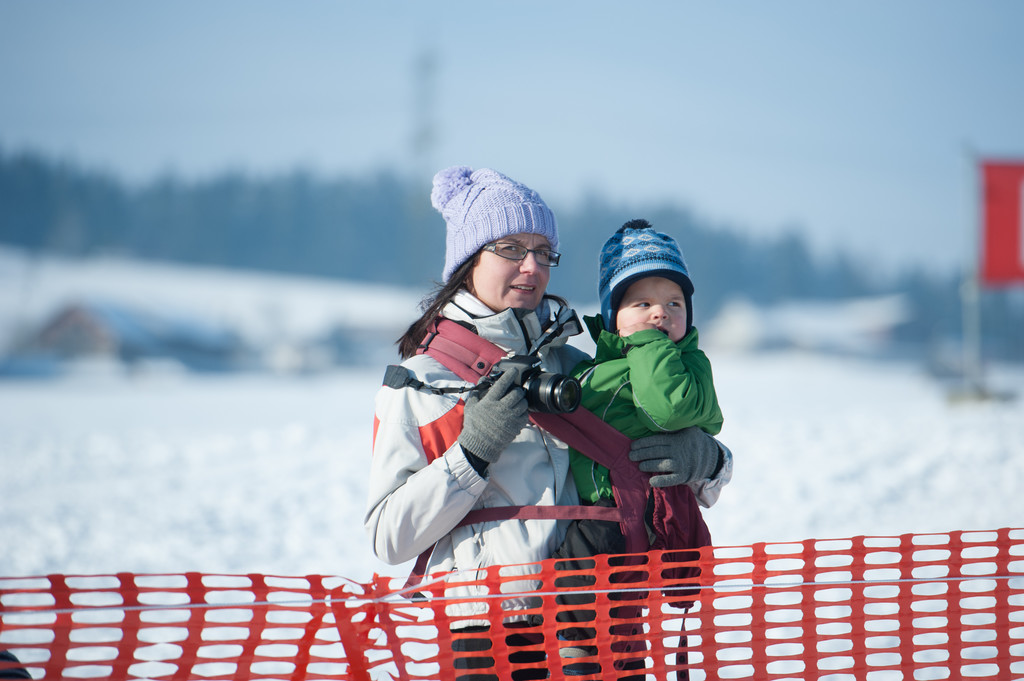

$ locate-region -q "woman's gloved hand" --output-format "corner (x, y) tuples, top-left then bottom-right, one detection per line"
(629, 427), (724, 488)
(458, 369), (529, 464)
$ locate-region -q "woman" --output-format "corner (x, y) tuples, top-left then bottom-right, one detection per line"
(365, 166), (731, 680)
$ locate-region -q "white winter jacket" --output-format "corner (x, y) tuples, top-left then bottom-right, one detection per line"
(365, 292), (589, 621)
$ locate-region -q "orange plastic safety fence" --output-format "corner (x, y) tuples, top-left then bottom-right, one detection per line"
(1, 529), (1022, 680)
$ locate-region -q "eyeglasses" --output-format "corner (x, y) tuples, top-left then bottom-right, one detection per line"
(481, 242), (561, 267)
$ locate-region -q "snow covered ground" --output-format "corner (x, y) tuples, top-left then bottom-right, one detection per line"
(2, 251), (1023, 583)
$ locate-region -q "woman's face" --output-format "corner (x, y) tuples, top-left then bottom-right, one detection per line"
(468, 233), (553, 312)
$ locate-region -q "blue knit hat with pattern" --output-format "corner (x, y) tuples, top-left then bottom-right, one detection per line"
(431, 166), (558, 282)
(599, 219), (694, 332)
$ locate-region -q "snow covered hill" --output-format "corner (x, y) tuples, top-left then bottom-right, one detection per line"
(0, 247), (423, 374)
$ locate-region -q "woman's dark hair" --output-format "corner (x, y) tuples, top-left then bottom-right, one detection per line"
(397, 252), (480, 359)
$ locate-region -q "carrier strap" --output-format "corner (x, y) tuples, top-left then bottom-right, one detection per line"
(528, 410), (649, 555)
(416, 318), (506, 383)
(458, 502), (623, 526)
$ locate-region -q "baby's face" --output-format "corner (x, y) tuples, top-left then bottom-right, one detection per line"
(615, 276), (688, 343)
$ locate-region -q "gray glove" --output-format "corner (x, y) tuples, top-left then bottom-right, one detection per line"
(629, 427), (723, 488)
(458, 369), (529, 463)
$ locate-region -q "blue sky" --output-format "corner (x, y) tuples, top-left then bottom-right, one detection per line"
(2, 1), (1023, 275)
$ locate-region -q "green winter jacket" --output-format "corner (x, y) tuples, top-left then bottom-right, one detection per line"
(569, 314), (724, 504)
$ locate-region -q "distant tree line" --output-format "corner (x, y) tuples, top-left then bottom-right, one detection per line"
(1, 148), (1021, 361)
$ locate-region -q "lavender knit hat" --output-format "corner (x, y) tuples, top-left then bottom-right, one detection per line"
(599, 219), (694, 332)
(431, 166), (558, 282)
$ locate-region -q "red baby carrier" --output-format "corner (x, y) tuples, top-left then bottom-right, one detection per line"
(395, 317), (711, 587)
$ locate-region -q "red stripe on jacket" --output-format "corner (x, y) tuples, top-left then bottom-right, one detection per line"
(419, 401), (465, 462)
(371, 402), (466, 464)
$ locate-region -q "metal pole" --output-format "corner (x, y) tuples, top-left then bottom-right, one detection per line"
(961, 151), (984, 398)
(961, 268), (982, 396)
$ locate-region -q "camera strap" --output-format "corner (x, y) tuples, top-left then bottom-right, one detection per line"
(526, 295), (583, 356)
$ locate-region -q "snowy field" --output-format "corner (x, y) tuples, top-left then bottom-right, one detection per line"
(3, 349), (1022, 583)
(2, 251), (1023, 582)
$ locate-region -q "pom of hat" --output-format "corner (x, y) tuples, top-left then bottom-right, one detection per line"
(431, 166), (473, 212)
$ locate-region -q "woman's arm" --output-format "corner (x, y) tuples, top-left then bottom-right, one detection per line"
(629, 427), (734, 507)
(689, 439), (733, 508)
(364, 386), (488, 565)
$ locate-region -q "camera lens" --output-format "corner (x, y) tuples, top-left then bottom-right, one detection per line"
(523, 372), (582, 413)
(551, 376), (581, 413)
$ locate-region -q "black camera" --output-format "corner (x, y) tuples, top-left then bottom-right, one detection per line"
(493, 355), (581, 414)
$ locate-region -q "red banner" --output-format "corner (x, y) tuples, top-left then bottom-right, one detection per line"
(980, 160), (1024, 285)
